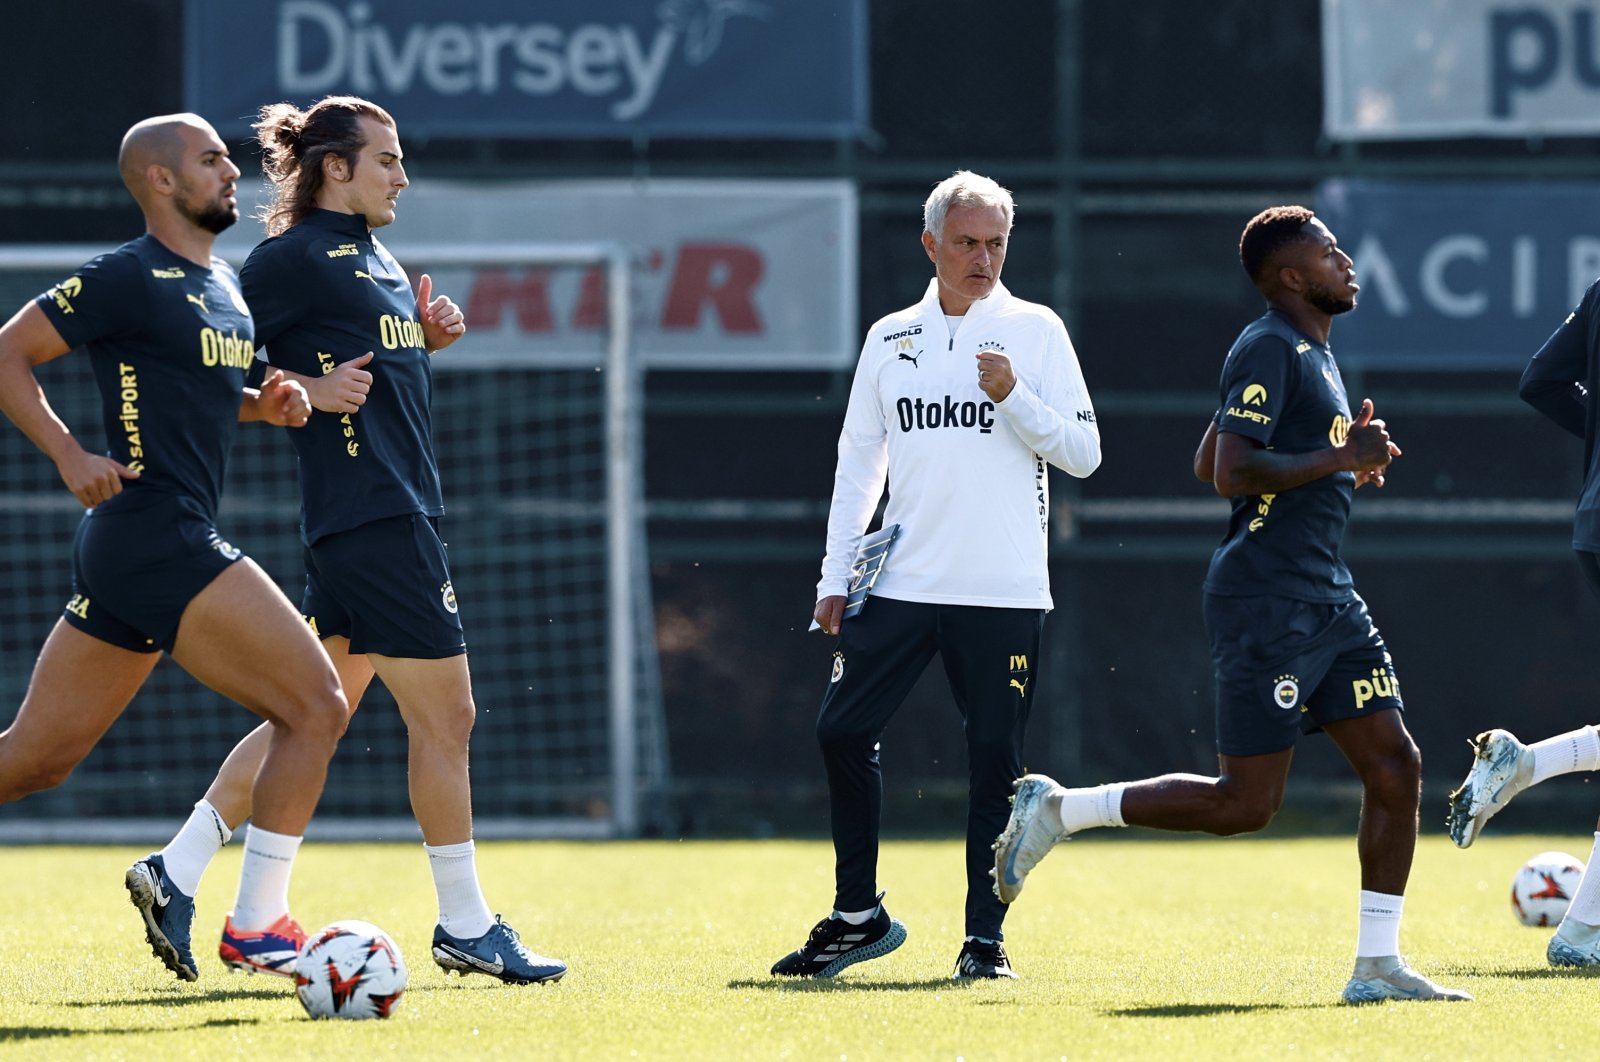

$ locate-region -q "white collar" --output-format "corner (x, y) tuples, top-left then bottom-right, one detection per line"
(917, 277), (1011, 323)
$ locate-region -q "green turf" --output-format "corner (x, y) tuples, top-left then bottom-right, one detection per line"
(2, 834), (1597, 1059)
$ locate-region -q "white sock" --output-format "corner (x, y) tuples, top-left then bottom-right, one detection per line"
(427, 840), (495, 939)
(1057, 783), (1128, 834)
(834, 904), (877, 925)
(1557, 833), (1600, 936)
(1356, 889), (1404, 958)
(158, 799), (232, 897)
(230, 825), (302, 931)
(1529, 726), (1600, 787)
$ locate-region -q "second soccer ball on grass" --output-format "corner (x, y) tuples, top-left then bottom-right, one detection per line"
(1511, 851), (1585, 927)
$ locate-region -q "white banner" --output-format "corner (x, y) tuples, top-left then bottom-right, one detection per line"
(218, 179), (856, 371)
(1324, 0), (1600, 139)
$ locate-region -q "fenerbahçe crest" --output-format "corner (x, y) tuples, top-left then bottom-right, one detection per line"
(1273, 674), (1300, 711)
(441, 582), (458, 615)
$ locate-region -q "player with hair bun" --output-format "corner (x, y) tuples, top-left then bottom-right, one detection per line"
(126, 96), (566, 986)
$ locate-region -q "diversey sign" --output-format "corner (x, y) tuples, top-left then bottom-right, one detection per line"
(1315, 180), (1600, 368)
(1324, 0), (1600, 138)
(187, 0), (867, 137)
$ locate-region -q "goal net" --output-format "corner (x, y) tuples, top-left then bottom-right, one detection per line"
(0, 242), (669, 841)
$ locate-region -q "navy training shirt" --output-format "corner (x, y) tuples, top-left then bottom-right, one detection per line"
(240, 208), (443, 545)
(1203, 308), (1357, 604)
(33, 235), (255, 519)
(1520, 276), (1600, 552)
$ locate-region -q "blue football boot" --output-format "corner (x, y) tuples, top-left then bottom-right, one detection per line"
(432, 914), (567, 984)
(125, 854), (199, 982)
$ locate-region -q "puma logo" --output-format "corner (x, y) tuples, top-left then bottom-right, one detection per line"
(897, 350), (921, 368)
(354, 269), (378, 284)
(1009, 678), (1028, 697)
(185, 292), (209, 313)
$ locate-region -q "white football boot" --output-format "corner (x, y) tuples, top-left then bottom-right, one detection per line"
(1446, 729), (1532, 848)
(1547, 925), (1600, 967)
(1341, 956), (1472, 1004)
(991, 775), (1069, 904)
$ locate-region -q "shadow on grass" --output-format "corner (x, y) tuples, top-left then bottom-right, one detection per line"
(727, 977), (957, 992)
(1103, 1002), (1305, 1017)
(0, 1017), (262, 1041)
(61, 984), (288, 1008)
(1484, 965), (1600, 980)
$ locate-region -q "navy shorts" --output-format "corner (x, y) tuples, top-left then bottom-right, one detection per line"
(1204, 591), (1403, 757)
(64, 490), (243, 654)
(302, 513), (466, 659)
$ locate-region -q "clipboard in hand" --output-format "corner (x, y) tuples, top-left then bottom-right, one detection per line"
(811, 523), (900, 631)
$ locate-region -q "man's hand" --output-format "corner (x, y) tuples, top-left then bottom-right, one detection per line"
(308, 352), (374, 414)
(257, 369), (312, 427)
(814, 595), (846, 636)
(56, 447), (138, 508)
(1343, 398), (1402, 478)
(976, 349), (1016, 401)
(416, 273), (466, 353)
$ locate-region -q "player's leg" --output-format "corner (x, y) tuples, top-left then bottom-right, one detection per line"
(1326, 707), (1465, 1002)
(367, 651), (564, 985)
(371, 653), (474, 846)
(131, 633), (374, 971)
(0, 619), (198, 979)
(311, 511), (565, 986)
(1449, 551), (1600, 846)
(189, 635), (375, 827)
(996, 750), (1297, 900)
(1446, 724), (1600, 848)
(1325, 709), (1419, 896)
(938, 604), (1043, 979)
(1548, 823), (1600, 965)
(995, 592), (1309, 904)
(168, 557), (347, 977)
(0, 619), (158, 803)
(1312, 613), (1469, 1004)
(770, 596), (932, 978)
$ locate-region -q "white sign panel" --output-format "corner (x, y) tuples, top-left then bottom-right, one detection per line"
(1324, 0), (1600, 139)
(218, 179), (856, 371)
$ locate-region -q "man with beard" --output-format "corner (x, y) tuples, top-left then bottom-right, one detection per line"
(0, 113), (347, 980)
(992, 206), (1470, 1005)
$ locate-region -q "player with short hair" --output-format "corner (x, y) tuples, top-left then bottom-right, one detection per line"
(770, 170), (1102, 981)
(0, 113), (347, 982)
(993, 206), (1471, 1005)
(1443, 260), (1600, 966)
(125, 96), (565, 985)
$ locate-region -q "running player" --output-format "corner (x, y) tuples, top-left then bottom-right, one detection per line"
(769, 171), (1102, 981)
(992, 206), (1471, 1005)
(1443, 259), (1600, 967)
(0, 113), (347, 983)
(125, 96), (564, 985)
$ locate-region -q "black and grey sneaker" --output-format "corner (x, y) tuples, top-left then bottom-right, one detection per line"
(770, 894), (907, 978)
(953, 939), (1017, 980)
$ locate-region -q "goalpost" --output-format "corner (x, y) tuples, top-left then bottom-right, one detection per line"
(0, 242), (669, 841)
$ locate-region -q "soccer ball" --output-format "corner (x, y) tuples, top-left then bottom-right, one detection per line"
(1510, 851), (1585, 927)
(294, 920), (408, 1020)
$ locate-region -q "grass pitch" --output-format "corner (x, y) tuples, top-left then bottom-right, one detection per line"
(2, 834), (1597, 1059)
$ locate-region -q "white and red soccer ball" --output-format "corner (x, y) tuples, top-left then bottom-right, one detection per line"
(1510, 851), (1585, 927)
(294, 920), (408, 1020)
